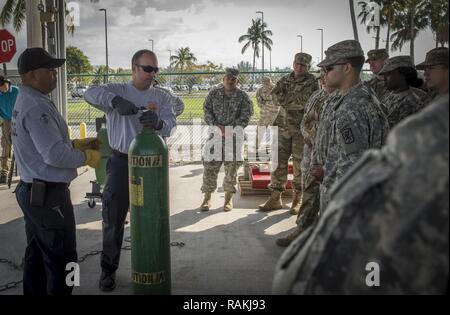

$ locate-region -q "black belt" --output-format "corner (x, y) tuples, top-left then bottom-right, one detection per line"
(112, 149), (128, 159)
(20, 180), (68, 190)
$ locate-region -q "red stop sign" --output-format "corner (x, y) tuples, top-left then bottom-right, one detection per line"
(0, 29), (17, 64)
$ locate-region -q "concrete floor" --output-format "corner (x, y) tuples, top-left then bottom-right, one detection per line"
(0, 164), (297, 295)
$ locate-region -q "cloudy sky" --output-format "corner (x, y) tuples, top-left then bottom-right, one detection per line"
(2, 0), (441, 71)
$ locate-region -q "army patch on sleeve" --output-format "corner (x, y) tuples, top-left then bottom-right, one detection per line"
(341, 127), (355, 144)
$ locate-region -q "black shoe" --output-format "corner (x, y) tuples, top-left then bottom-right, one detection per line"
(99, 271), (116, 292)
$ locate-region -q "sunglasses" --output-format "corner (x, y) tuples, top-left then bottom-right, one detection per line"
(323, 62), (348, 74)
(135, 64), (159, 74)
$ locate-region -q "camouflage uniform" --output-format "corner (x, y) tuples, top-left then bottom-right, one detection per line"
(381, 89), (424, 128)
(315, 41), (390, 213)
(416, 47), (449, 107)
(365, 49), (390, 100)
(269, 53), (319, 192)
(201, 69), (253, 194)
(295, 89), (330, 229)
(378, 56), (425, 128)
(273, 94), (449, 294)
(256, 77), (279, 126)
(366, 76), (388, 100)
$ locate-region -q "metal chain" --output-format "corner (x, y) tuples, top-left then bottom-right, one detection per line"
(0, 280), (23, 292)
(0, 258), (24, 270)
(0, 241), (183, 293)
(170, 241), (185, 248)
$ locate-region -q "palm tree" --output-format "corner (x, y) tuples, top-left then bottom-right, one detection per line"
(238, 18), (273, 72)
(202, 60), (220, 72)
(358, 0), (398, 50)
(1, 0), (75, 39)
(389, 0), (429, 62)
(0, 0), (25, 33)
(256, 18), (273, 71)
(239, 19), (261, 72)
(170, 47), (197, 72)
(382, 0), (398, 51)
(426, 0), (449, 47)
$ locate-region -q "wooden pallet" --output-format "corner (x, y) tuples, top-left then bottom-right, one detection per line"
(238, 175), (294, 196)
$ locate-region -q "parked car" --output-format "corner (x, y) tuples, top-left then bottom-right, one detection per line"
(199, 83), (211, 90)
(71, 85), (87, 98)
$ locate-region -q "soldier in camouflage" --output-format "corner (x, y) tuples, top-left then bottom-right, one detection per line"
(256, 76), (279, 127)
(416, 47), (449, 106)
(379, 56), (425, 128)
(200, 68), (253, 212)
(310, 40), (389, 214)
(276, 70), (337, 247)
(272, 94), (449, 294)
(259, 53), (319, 214)
(365, 48), (389, 99)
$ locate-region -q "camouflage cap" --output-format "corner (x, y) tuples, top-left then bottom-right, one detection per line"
(262, 76), (273, 84)
(294, 52), (312, 65)
(365, 48), (389, 62)
(225, 67), (240, 78)
(317, 40), (364, 68)
(379, 56), (414, 75)
(416, 47), (449, 70)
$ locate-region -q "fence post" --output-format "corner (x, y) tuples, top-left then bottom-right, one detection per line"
(79, 123), (87, 139)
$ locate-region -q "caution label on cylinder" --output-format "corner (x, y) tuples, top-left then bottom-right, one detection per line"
(130, 176), (144, 206)
(132, 271), (165, 285)
(129, 155), (163, 168)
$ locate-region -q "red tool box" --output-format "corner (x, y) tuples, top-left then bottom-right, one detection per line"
(249, 163), (293, 190)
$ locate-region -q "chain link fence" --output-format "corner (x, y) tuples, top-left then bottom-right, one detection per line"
(66, 71), (293, 131)
(1, 70), (373, 165)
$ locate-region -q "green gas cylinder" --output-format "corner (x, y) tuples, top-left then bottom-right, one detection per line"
(128, 127), (171, 295)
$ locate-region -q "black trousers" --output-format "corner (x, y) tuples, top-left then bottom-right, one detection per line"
(15, 181), (77, 296)
(101, 153), (129, 273)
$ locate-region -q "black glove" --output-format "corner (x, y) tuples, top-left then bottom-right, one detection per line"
(139, 110), (164, 130)
(111, 96), (139, 116)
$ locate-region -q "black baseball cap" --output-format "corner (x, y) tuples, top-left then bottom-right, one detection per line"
(18, 47), (65, 75)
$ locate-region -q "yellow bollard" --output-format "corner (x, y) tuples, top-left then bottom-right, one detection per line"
(79, 122), (87, 139)
(68, 126), (72, 139)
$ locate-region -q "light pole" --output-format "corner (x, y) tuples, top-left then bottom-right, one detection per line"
(99, 8), (109, 83)
(148, 39), (154, 52)
(270, 49), (272, 72)
(317, 28), (324, 61)
(297, 35), (303, 53)
(256, 11), (264, 72)
(168, 49), (172, 87)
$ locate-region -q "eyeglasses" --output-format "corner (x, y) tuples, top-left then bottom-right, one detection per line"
(135, 64), (159, 74)
(323, 63), (348, 74)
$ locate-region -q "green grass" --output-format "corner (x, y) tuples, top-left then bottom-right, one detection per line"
(67, 95), (260, 124)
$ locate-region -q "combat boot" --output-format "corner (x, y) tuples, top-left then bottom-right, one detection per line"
(223, 192), (233, 212)
(258, 191), (283, 211)
(289, 191), (303, 215)
(276, 227), (303, 247)
(200, 192), (212, 211)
